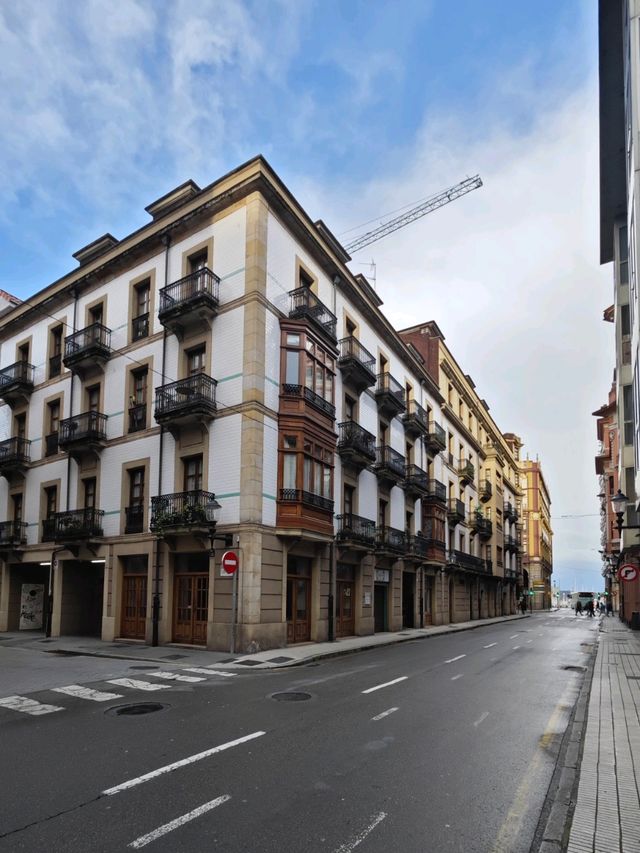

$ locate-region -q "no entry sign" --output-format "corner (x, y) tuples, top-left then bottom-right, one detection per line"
(618, 564), (639, 583)
(220, 551), (239, 576)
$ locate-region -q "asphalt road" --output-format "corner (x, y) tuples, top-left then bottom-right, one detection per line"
(0, 611), (599, 852)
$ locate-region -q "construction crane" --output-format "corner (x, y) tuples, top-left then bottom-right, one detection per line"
(344, 174), (483, 254)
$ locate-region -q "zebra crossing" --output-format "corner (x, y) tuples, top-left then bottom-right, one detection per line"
(0, 666), (236, 718)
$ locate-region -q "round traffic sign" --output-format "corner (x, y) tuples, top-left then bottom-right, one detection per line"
(618, 564), (638, 583)
(221, 551), (239, 575)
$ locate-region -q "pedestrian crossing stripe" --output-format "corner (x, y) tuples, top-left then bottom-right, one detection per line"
(0, 695), (64, 715)
(149, 671), (206, 683)
(184, 668), (236, 677)
(107, 679), (172, 692)
(52, 685), (124, 702)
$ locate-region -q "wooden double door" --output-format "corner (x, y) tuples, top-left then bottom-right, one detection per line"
(336, 581), (355, 637)
(121, 574), (147, 640)
(173, 573), (209, 645)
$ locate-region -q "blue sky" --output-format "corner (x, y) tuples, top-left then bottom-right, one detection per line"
(0, 0), (609, 592)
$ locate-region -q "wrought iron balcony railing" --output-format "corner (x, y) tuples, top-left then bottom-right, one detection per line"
(405, 464), (429, 495)
(132, 312), (150, 341)
(125, 505), (144, 534)
(128, 403), (147, 433)
(376, 525), (406, 554)
(504, 534), (519, 551)
(337, 421), (376, 464)
(480, 479), (492, 501)
(447, 498), (465, 524)
(279, 489), (334, 512)
(426, 421), (446, 452)
(59, 411), (107, 447)
(471, 511), (493, 539)
(374, 445), (406, 482)
(150, 490), (217, 532)
(288, 287), (337, 341)
(159, 268), (220, 318)
(42, 508), (104, 542)
(458, 458), (475, 484)
(0, 437), (31, 469)
(338, 336), (376, 390)
(336, 513), (376, 547)
(281, 383), (336, 419)
(425, 479), (447, 502)
(450, 550), (491, 574)
(375, 372), (406, 415)
(407, 533), (430, 559)
(403, 399), (429, 436)
(155, 373), (217, 422)
(0, 361), (35, 398)
(0, 520), (27, 546)
(64, 323), (112, 365)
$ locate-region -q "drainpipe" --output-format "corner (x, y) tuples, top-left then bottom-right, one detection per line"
(66, 289), (79, 512)
(152, 235), (171, 647)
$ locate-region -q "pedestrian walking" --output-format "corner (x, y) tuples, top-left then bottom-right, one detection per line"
(520, 596), (527, 615)
(575, 600), (582, 616)
(586, 599), (595, 618)
(599, 600), (606, 615)
(606, 599), (613, 617)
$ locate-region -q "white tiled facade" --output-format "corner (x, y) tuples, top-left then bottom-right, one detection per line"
(0, 157), (528, 651)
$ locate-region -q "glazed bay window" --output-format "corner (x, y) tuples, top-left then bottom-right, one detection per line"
(279, 435), (333, 511)
(282, 330), (335, 418)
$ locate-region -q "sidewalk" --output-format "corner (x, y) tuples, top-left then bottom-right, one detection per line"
(565, 617), (640, 853)
(0, 612), (527, 670)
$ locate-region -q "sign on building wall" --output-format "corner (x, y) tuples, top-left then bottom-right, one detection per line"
(374, 569), (390, 583)
(19, 585), (44, 630)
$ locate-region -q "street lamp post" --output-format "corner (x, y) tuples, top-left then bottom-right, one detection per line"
(609, 489), (640, 623)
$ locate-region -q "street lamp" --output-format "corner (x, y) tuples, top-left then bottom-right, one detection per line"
(204, 496), (232, 553)
(610, 489), (640, 535)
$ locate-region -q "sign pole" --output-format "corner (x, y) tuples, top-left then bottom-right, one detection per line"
(230, 568), (238, 655)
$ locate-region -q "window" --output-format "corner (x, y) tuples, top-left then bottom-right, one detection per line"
(49, 326), (63, 378)
(183, 456), (203, 492)
(344, 395), (356, 421)
(378, 499), (388, 528)
(284, 330), (335, 405)
(87, 385), (100, 413)
(303, 441), (332, 498)
(14, 413), (26, 440)
(129, 368), (148, 433)
(344, 484), (355, 516)
(46, 401), (60, 456)
(448, 384), (454, 405)
(346, 317), (356, 336)
(12, 494), (23, 523)
(379, 354), (388, 373)
(187, 346), (205, 376)
(299, 267), (313, 289)
(623, 384), (634, 445)
(132, 281), (150, 340)
(285, 350), (299, 385)
(406, 510), (413, 534)
(619, 226), (629, 285)
(129, 468), (145, 507)
(45, 486), (57, 518)
(283, 453), (297, 490)
(189, 252), (208, 292)
(89, 303), (103, 326)
(83, 478), (96, 509)
(18, 343), (29, 363)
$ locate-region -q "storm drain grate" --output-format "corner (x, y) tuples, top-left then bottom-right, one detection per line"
(563, 665), (587, 672)
(272, 692), (311, 702)
(107, 703), (167, 716)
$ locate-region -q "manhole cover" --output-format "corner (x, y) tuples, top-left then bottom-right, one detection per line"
(129, 665), (159, 670)
(107, 703), (167, 716)
(272, 692), (311, 702)
(563, 665), (587, 672)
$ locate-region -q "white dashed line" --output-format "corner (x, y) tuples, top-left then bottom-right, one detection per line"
(451, 674), (464, 681)
(445, 654), (466, 664)
(52, 685), (123, 702)
(107, 679), (172, 692)
(513, 646), (521, 650)
(129, 796), (231, 849)
(483, 643), (497, 649)
(334, 811), (387, 852)
(509, 635), (519, 640)
(371, 707), (399, 721)
(0, 695), (64, 716)
(473, 712), (489, 727)
(362, 677), (408, 694)
(149, 671), (205, 683)
(103, 731), (266, 795)
(184, 668), (236, 677)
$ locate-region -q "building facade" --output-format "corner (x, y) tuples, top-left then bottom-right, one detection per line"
(599, 0), (640, 623)
(593, 377), (621, 609)
(0, 156), (537, 651)
(516, 457), (553, 610)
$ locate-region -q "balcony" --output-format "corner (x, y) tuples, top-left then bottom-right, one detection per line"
(376, 525), (406, 556)
(45, 432), (59, 457)
(471, 511), (493, 540)
(154, 374), (217, 431)
(58, 412), (107, 455)
(504, 534), (519, 552)
(425, 421), (446, 454)
(63, 323), (112, 373)
(42, 508), (104, 543)
(447, 498), (465, 526)
(150, 490), (217, 535)
(158, 268), (220, 338)
(132, 313), (150, 341)
(0, 521), (27, 547)
(403, 399), (429, 438)
(423, 479), (447, 504)
(338, 336), (376, 393)
(0, 438), (31, 477)
(336, 513), (376, 550)
(128, 403), (147, 434)
(479, 480), (492, 502)
(375, 372), (406, 419)
(0, 361), (35, 405)
(373, 445), (406, 487)
(281, 383), (336, 420)
(503, 567), (517, 580)
(503, 502), (514, 520)
(337, 421), (376, 471)
(125, 505), (144, 534)
(458, 458), (475, 486)
(450, 550), (492, 575)
(279, 489), (334, 513)
(404, 464), (429, 498)
(288, 287), (337, 343)
(406, 533), (430, 560)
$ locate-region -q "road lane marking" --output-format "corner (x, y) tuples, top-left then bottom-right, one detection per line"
(451, 674), (463, 681)
(526, 640), (532, 644)
(509, 635), (519, 639)
(149, 671), (205, 683)
(0, 695), (64, 716)
(334, 810), (387, 852)
(445, 654), (466, 664)
(203, 669), (236, 677)
(371, 707), (399, 721)
(52, 685), (123, 702)
(183, 667), (236, 677)
(512, 646), (521, 650)
(107, 679), (172, 692)
(103, 731), (266, 795)
(361, 677), (407, 694)
(483, 643), (497, 649)
(128, 795), (230, 849)
(473, 712), (489, 727)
